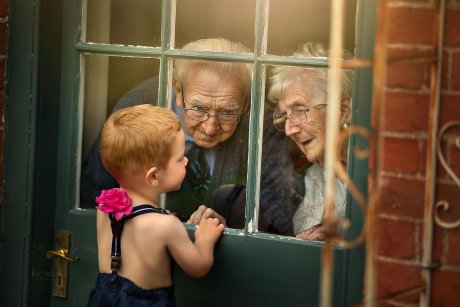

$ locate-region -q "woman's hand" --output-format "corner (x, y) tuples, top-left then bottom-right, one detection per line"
(296, 224), (325, 241)
(187, 205), (227, 227)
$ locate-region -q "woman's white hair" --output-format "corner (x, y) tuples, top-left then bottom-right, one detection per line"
(268, 42), (352, 105)
(174, 38), (252, 98)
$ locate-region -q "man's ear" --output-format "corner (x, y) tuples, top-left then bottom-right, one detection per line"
(173, 79), (183, 108)
(242, 95), (251, 115)
(340, 97), (351, 124)
(145, 166), (159, 187)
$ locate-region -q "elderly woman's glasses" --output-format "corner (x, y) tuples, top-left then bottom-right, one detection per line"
(180, 83), (242, 125)
(272, 104), (327, 131)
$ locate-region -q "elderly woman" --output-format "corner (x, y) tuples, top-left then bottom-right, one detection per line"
(268, 42), (352, 241)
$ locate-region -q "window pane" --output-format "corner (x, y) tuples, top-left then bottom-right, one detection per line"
(166, 59), (252, 224)
(261, 63), (353, 240)
(267, 0), (357, 56)
(85, 0), (162, 46)
(80, 55), (160, 208)
(176, 0), (256, 51)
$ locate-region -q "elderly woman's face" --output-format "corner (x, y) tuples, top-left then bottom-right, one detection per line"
(175, 66), (247, 148)
(278, 78), (327, 165)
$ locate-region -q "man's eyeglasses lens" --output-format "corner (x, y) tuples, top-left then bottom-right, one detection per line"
(184, 109), (240, 124)
(181, 83), (241, 124)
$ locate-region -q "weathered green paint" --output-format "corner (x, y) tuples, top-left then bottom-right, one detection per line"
(57, 212), (348, 307)
(1, 0), (40, 305)
(344, 0), (377, 304)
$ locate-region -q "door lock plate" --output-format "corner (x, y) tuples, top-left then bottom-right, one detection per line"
(47, 231), (75, 298)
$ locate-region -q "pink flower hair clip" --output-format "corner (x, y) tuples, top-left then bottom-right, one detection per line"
(95, 188), (133, 221)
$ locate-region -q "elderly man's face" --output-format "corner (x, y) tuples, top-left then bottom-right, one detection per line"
(175, 65), (247, 148)
(277, 77), (327, 166)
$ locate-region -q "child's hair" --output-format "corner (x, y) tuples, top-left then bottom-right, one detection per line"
(99, 104), (181, 179)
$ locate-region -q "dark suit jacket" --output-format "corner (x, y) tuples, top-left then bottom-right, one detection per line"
(80, 77), (303, 235)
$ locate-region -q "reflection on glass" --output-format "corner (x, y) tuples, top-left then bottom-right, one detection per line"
(80, 55), (159, 208)
(267, 0), (357, 55)
(85, 0), (162, 46)
(176, 0), (255, 50)
(263, 43), (353, 241)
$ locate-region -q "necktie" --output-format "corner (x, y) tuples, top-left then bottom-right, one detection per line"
(185, 143), (211, 202)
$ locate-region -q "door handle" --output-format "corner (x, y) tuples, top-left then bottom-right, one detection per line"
(46, 231), (79, 298)
(46, 249), (80, 263)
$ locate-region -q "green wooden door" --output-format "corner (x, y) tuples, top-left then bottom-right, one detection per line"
(2, 0), (376, 306)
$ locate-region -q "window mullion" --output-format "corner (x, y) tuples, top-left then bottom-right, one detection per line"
(158, 0), (176, 109)
(245, 0), (269, 235)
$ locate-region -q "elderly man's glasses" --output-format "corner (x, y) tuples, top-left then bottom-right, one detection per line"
(272, 104), (327, 131)
(180, 83), (242, 125)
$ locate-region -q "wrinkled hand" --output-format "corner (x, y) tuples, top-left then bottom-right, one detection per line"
(296, 224), (325, 241)
(187, 205), (227, 227)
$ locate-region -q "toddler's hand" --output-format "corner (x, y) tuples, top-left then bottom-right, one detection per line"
(195, 218), (224, 244)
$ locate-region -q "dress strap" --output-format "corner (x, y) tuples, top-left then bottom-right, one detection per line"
(109, 204), (168, 274)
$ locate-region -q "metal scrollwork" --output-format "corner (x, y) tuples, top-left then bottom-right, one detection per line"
(329, 126), (370, 248)
(434, 121), (460, 229)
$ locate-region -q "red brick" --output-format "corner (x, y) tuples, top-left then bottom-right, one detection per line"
(0, 0), (7, 18)
(432, 269), (460, 306)
(439, 95), (460, 132)
(385, 92), (429, 131)
(377, 259), (422, 299)
(434, 183), (460, 224)
(379, 218), (416, 259)
(445, 9), (460, 47)
(431, 225), (445, 265)
(387, 48), (433, 90)
(442, 50), (449, 91)
(447, 135), (460, 180)
(387, 7), (437, 45)
(0, 22), (7, 54)
(420, 140), (427, 176)
(435, 137), (451, 181)
(380, 176), (425, 218)
(446, 229), (460, 265)
(383, 137), (421, 174)
(451, 51), (460, 91)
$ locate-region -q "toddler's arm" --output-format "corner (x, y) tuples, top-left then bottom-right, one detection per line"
(166, 217), (224, 278)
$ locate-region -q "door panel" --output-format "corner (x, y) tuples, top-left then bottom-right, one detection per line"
(52, 211), (347, 307)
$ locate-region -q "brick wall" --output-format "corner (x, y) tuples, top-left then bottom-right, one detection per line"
(377, 0), (460, 305)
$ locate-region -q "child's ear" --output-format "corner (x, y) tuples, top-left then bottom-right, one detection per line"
(145, 167), (159, 187)
(173, 79), (183, 109)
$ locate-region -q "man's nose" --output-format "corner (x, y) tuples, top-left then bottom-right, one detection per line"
(284, 120), (300, 136)
(202, 115), (220, 135)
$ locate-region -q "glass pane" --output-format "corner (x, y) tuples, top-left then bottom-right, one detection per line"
(167, 59), (252, 224)
(80, 55), (160, 208)
(262, 59), (353, 240)
(176, 0), (256, 51)
(267, 0), (357, 56)
(85, 0), (162, 46)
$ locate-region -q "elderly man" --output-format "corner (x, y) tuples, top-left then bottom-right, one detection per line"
(81, 38), (302, 235)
